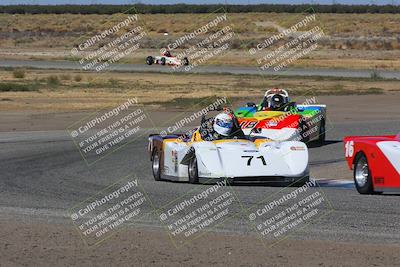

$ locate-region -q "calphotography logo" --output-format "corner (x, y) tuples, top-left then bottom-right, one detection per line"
(250, 11), (325, 72)
(158, 97), (227, 138)
(157, 179), (241, 248)
(71, 10), (147, 72)
(246, 177), (333, 247)
(69, 175), (153, 246)
(160, 10), (236, 72)
(67, 97), (155, 165)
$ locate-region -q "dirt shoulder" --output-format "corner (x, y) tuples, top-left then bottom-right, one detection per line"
(1, 218), (399, 267)
(1, 94), (399, 132)
(1, 68), (399, 113)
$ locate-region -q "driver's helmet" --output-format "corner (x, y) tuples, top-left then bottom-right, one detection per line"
(164, 50), (171, 57)
(269, 94), (286, 110)
(213, 113), (233, 136)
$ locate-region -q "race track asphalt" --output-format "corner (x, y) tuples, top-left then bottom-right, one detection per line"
(1, 116), (400, 245)
(1, 59), (400, 79)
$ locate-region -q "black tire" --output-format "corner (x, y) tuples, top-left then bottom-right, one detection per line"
(152, 149), (162, 181)
(183, 57), (189, 66)
(353, 153), (374, 194)
(146, 56), (154, 65)
(317, 119), (326, 145)
(291, 176), (310, 187)
(188, 154), (199, 184)
(161, 57), (166, 65)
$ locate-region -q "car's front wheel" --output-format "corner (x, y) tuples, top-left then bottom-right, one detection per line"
(161, 57), (166, 65)
(146, 56), (154, 65)
(188, 155), (199, 184)
(182, 57), (189, 66)
(354, 153), (374, 194)
(152, 149), (162, 181)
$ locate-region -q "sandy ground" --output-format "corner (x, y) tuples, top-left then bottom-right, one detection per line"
(1, 218), (400, 267)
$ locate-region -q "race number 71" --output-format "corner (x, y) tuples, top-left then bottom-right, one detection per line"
(242, 155), (266, 166)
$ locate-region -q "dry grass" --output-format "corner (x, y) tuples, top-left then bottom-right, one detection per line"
(2, 13), (400, 38)
(1, 12), (399, 50)
(0, 68), (397, 111)
(1, 13), (399, 70)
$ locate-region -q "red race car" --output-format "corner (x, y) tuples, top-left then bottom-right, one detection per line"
(344, 133), (400, 194)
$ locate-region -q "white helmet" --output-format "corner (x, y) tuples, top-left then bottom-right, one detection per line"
(213, 113), (233, 136)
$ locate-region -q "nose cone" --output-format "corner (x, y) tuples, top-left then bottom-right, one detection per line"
(215, 140), (256, 150)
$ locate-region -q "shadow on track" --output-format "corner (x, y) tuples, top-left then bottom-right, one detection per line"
(307, 139), (342, 148)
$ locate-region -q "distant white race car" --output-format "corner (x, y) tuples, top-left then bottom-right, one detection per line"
(148, 116), (309, 185)
(146, 51), (189, 66)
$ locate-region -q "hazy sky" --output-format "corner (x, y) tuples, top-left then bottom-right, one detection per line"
(1, 0), (398, 5)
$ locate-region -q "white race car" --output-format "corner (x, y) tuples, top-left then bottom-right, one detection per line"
(148, 116), (309, 185)
(146, 50), (189, 66)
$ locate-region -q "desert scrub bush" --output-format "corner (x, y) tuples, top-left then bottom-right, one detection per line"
(74, 75), (83, 82)
(13, 69), (25, 79)
(47, 75), (60, 86)
(108, 78), (120, 87)
(60, 74), (71, 80)
(0, 82), (38, 92)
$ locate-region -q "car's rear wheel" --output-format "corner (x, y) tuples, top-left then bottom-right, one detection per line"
(161, 57), (166, 65)
(188, 155), (199, 184)
(146, 56), (154, 65)
(183, 57), (189, 66)
(152, 149), (162, 181)
(354, 153), (374, 194)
